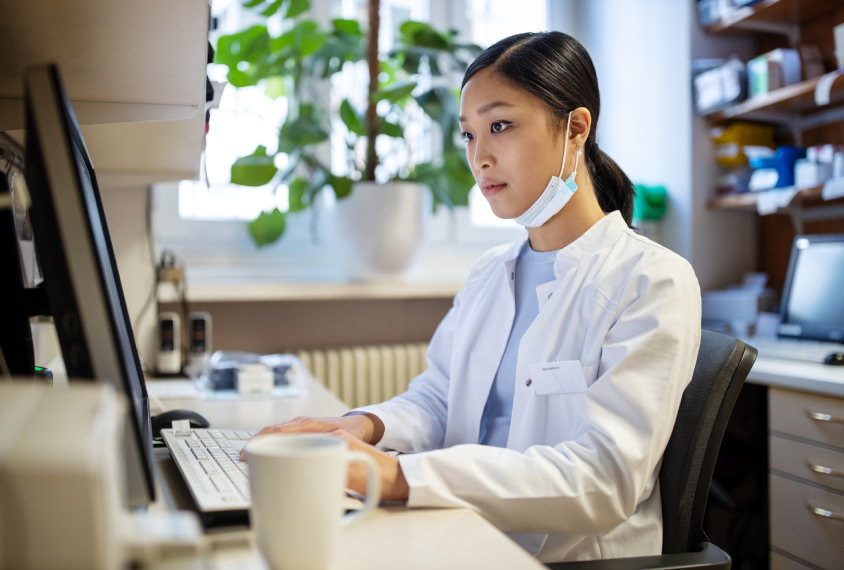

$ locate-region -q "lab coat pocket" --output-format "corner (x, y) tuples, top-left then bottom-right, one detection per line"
(528, 360), (589, 396)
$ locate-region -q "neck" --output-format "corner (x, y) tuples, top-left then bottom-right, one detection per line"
(526, 171), (605, 252)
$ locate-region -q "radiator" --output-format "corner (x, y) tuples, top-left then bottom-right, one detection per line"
(297, 343), (429, 408)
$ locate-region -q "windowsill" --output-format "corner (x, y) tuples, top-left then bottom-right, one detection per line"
(156, 246), (486, 303)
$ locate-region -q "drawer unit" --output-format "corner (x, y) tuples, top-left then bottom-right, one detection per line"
(770, 474), (844, 570)
(769, 388), (844, 449)
(770, 551), (814, 570)
(770, 435), (844, 494)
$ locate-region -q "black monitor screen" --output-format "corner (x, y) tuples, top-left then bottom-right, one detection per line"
(24, 64), (154, 506)
(780, 235), (844, 342)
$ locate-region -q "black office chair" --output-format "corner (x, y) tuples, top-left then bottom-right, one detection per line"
(547, 330), (757, 570)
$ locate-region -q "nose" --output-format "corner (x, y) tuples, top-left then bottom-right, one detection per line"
(471, 136), (494, 171)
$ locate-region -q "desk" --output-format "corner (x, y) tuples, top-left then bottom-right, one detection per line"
(743, 357), (844, 570)
(146, 378), (544, 570)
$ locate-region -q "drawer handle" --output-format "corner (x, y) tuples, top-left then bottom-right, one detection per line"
(807, 411), (844, 424)
(808, 504), (844, 522)
(808, 462), (844, 478)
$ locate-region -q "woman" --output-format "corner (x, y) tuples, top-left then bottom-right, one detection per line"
(247, 32), (701, 562)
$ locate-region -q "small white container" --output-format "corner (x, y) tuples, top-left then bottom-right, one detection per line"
(795, 159), (832, 189)
(237, 364), (274, 395)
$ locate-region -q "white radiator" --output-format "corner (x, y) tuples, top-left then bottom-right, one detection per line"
(298, 343), (429, 408)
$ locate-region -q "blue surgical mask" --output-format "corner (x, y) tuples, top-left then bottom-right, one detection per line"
(513, 112), (582, 228)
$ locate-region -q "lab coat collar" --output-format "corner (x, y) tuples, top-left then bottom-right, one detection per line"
(500, 211), (627, 281)
(552, 211), (626, 279)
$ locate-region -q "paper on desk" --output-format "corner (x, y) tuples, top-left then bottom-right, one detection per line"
(145, 380), (200, 399)
(756, 187), (798, 215)
(815, 69), (844, 106)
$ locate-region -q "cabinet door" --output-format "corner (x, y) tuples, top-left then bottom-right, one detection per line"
(771, 435), (844, 494)
(770, 388), (844, 449)
(770, 474), (844, 570)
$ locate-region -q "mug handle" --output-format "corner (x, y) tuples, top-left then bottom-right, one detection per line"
(341, 451), (381, 527)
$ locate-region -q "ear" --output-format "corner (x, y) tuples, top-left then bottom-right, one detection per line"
(568, 107), (592, 147)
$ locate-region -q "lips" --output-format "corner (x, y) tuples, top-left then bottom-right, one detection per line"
(481, 180), (507, 197)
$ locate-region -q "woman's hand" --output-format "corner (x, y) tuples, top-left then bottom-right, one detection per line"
(331, 429), (410, 502)
(239, 413), (384, 460)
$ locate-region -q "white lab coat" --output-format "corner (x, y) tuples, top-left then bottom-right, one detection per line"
(354, 211), (702, 562)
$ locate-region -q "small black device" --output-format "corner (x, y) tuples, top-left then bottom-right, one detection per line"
(777, 235), (844, 343)
(151, 409), (210, 438)
(824, 353), (844, 366)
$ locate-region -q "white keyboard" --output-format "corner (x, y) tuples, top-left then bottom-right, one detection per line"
(746, 337), (844, 364)
(161, 428), (366, 520)
(162, 428), (256, 512)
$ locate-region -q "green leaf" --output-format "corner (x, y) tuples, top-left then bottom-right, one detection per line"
(328, 175), (352, 199)
(243, 0), (265, 7)
(231, 145), (278, 186)
(285, 113), (328, 146)
(264, 76), (286, 99)
(287, 177), (308, 212)
(260, 0), (285, 16)
(399, 21), (450, 50)
(380, 120), (403, 137)
(339, 99), (364, 136)
(249, 208), (287, 247)
(332, 18), (362, 36)
(285, 0), (309, 17)
(371, 81), (417, 103)
(215, 26), (271, 67)
(415, 89), (447, 123)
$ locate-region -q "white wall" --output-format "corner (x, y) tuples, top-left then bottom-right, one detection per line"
(99, 185), (157, 369)
(549, 0), (758, 290)
(550, 0), (694, 260)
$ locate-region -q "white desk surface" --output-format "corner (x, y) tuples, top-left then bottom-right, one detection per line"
(146, 378), (544, 570)
(746, 356), (844, 398)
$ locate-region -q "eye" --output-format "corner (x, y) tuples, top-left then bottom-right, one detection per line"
(461, 132), (473, 143)
(491, 121), (512, 133)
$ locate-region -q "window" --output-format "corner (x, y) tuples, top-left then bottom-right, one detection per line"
(157, 0), (547, 268)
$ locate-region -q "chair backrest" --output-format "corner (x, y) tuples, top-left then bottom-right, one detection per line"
(659, 330), (757, 554)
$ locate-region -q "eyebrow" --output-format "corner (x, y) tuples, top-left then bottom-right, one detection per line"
(458, 101), (515, 123)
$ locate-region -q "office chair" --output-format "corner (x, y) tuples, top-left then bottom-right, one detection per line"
(547, 330), (757, 570)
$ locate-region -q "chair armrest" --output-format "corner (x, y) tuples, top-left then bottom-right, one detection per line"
(544, 542), (730, 570)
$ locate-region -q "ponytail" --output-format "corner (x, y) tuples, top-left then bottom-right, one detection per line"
(463, 31), (637, 227)
(586, 140), (636, 226)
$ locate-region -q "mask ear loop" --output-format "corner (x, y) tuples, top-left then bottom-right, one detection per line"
(558, 112), (583, 179)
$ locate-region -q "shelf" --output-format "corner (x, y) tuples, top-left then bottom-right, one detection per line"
(0, 0), (210, 186)
(704, 75), (844, 124)
(707, 184), (839, 211)
(157, 280), (464, 303)
(705, 0), (841, 35)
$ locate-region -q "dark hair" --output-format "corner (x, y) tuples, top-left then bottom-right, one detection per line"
(462, 32), (636, 225)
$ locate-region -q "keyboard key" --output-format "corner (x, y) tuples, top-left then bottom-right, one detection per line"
(210, 475), (230, 493)
(200, 462), (219, 476)
(186, 439), (199, 448)
(194, 429), (209, 439)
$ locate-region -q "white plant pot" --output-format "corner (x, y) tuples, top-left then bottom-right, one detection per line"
(325, 181), (426, 280)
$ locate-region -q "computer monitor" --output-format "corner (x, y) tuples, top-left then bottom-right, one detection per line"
(23, 64), (155, 507)
(777, 234), (844, 343)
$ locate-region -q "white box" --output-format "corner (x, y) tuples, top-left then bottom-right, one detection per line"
(237, 364), (274, 395)
(835, 23), (844, 69)
(795, 159), (832, 189)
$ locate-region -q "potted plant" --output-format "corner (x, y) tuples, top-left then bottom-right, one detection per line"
(213, 0), (480, 277)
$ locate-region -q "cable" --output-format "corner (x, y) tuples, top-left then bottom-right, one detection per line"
(133, 187), (159, 328)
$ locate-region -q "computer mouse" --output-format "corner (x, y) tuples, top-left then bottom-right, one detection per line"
(151, 409), (210, 438)
(823, 353), (844, 366)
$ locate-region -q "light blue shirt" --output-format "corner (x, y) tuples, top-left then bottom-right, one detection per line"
(478, 241), (558, 447)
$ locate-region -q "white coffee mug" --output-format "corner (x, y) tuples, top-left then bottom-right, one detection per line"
(245, 434), (380, 570)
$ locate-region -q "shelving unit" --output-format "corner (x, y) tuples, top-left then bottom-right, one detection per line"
(705, 0), (842, 36)
(704, 75), (844, 124)
(0, 0), (210, 187)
